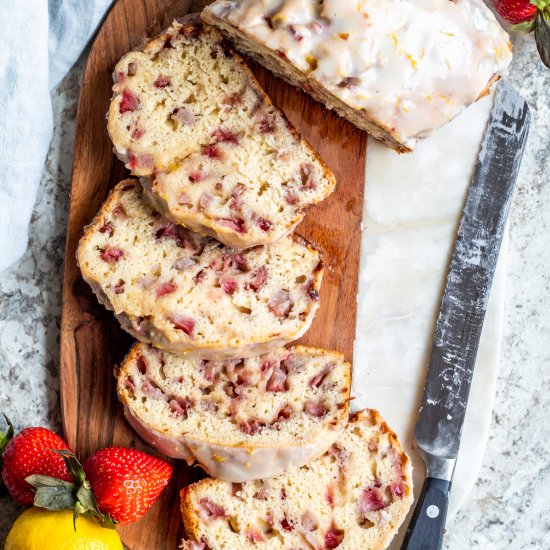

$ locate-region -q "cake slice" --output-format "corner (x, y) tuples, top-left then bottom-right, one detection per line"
(180, 409), (413, 550)
(77, 180), (323, 359)
(117, 343), (351, 482)
(108, 15), (335, 248)
(202, 0), (512, 152)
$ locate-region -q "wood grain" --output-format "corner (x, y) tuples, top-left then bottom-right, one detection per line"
(60, 1), (367, 547)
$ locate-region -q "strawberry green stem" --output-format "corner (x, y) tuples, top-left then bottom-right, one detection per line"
(0, 414), (14, 454)
(25, 449), (116, 530)
(0, 414), (15, 495)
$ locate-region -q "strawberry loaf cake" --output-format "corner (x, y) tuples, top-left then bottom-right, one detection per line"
(180, 409), (413, 550)
(117, 343), (351, 482)
(202, 0), (512, 152)
(77, 180), (323, 359)
(108, 15), (335, 248)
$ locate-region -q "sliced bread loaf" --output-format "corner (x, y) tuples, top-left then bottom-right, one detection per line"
(202, 0), (512, 152)
(180, 409), (413, 550)
(117, 343), (351, 482)
(108, 15), (335, 248)
(77, 180), (323, 359)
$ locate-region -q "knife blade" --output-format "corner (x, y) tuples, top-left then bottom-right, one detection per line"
(401, 80), (530, 550)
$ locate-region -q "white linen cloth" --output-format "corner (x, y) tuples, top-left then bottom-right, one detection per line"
(0, 0), (113, 272)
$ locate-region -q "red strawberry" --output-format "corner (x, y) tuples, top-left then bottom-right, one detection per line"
(83, 447), (172, 524)
(493, 0), (538, 23)
(493, 0), (550, 68)
(0, 419), (72, 505)
(26, 446), (172, 526)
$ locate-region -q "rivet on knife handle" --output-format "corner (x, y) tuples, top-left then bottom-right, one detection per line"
(401, 477), (451, 550)
(401, 80), (531, 550)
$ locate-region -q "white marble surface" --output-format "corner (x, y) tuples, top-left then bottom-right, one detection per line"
(353, 87), (506, 542)
(0, 33), (548, 549)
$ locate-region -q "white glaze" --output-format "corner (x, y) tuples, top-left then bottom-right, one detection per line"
(205, 0), (512, 148)
(123, 405), (343, 482)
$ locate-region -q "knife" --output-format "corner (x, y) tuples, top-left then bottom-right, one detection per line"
(401, 80), (530, 550)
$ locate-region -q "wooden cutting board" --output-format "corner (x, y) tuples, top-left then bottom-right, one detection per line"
(60, 0), (367, 547)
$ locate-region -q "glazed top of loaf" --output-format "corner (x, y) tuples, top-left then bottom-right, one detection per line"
(205, 0), (512, 149)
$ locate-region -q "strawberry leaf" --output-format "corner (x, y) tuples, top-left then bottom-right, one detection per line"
(26, 474), (75, 489)
(26, 474), (77, 510)
(530, 0), (550, 10)
(535, 13), (550, 68)
(73, 505), (81, 531)
(28, 451), (117, 530)
(76, 481), (110, 521)
(76, 482), (98, 511)
(73, 477), (116, 529)
(33, 485), (78, 510)
(0, 414), (15, 495)
(511, 20), (536, 33)
(53, 448), (87, 484)
(0, 414), (14, 454)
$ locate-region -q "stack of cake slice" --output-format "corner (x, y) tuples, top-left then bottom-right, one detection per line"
(78, 180), (324, 360)
(77, 15), (351, 479)
(77, 13), (414, 550)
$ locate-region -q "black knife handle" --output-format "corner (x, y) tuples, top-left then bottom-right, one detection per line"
(401, 477), (451, 550)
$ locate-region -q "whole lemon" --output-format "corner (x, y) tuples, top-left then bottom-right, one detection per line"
(5, 508), (124, 550)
